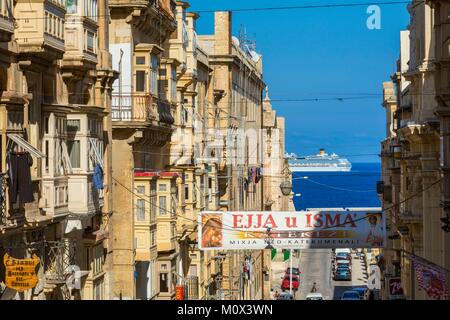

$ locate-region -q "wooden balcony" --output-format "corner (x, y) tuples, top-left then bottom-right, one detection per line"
(0, 0), (14, 42)
(63, 15), (98, 72)
(112, 94), (157, 122)
(398, 210), (422, 223)
(14, 0), (66, 60)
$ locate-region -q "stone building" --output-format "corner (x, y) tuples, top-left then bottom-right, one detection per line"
(380, 1), (450, 300)
(108, 0), (177, 300)
(0, 0), (116, 300)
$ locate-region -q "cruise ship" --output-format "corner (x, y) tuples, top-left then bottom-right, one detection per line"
(286, 149), (352, 172)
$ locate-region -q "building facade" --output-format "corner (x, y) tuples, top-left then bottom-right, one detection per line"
(380, 1), (450, 300)
(0, 0), (116, 300)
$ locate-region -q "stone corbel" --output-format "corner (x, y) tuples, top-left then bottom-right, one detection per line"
(127, 130), (144, 145)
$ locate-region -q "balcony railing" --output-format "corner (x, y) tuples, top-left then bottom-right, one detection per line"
(398, 210), (422, 222)
(112, 94), (156, 122)
(44, 239), (76, 284)
(0, 173), (6, 226)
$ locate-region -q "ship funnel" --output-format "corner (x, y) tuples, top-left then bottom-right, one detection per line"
(319, 149), (325, 155)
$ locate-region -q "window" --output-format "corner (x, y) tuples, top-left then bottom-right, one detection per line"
(184, 185), (189, 200)
(171, 68), (177, 103)
(137, 186), (145, 194)
(136, 56), (146, 65)
(159, 184), (167, 192)
(44, 117), (49, 134)
(189, 265), (198, 277)
(66, 0), (78, 14)
(150, 55), (158, 95)
(159, 196), (167, 215)
(136, 199), (145, 221)
(67, 119), (80, 132)
(87, 30), (95, 52)
(67, 140), (81, 168)
(136, 70), (146, 92)
(45, 140), (49, 172)
(159, 273), (169, 293)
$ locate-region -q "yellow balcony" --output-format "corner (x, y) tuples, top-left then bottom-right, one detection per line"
(15, 0), (66, 59)
(63, 15), (98, 71)
(0, 0), (14, 42)
(111, 94), (157, 122)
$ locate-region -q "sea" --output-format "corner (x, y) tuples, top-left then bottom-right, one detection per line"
(292, 162), (381, 210)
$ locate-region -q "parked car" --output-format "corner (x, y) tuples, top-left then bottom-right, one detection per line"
(286, 267), (300, 276)
(335, 252), (351, 261)
(335, 260), (352, 271)
(341, 290), (361, 300)
(334, 269), (351, 281)
(335, 248), (352, 255)
(281, 275), (299, 291)
(335, 266), (351, 274)
(306, 293), (324, 300)
(278, 292), (294, 300)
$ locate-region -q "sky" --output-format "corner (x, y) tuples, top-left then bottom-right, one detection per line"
(187, 0), (410, 163)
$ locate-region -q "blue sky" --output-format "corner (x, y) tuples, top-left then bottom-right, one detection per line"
(188, 0), (410, 163)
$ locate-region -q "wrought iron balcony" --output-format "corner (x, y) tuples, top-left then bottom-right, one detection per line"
(44, 239), (76, 284)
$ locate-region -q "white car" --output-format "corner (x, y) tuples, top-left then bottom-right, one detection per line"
(306, 293), (324, 300)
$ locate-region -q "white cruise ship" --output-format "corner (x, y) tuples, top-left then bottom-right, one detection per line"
(286, 149), (352, 172)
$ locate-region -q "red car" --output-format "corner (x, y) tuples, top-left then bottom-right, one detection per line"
(281, 275), (299, 291)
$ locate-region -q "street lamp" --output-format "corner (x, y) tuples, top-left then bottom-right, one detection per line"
(279, 166), (292, 196)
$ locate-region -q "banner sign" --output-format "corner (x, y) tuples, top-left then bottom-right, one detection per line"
(198, 211), (386, 250)
(3, 253), (40, 292)
(387, 277), (405, 300)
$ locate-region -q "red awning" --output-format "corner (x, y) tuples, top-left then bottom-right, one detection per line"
(134, 171), (182, 178)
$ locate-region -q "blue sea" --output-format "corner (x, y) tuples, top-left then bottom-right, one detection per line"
(292, 163), (381, 210)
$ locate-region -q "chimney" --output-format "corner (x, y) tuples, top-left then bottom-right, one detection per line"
(214, 11), (232, 55)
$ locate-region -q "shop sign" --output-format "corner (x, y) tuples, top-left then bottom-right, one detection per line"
(3, 253), (40, 292)
(387, 277), (405, 300)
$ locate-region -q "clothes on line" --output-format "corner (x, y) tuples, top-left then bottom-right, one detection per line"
(7, 152), (34, 204)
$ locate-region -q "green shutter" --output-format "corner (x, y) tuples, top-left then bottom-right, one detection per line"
(271, 249), (277, 260)
(283, 250), (290, 261)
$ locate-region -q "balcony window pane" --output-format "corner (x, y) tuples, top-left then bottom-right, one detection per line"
(136, 70), (146, 92)
(159, 196), (166, 215)
(87, 31), (95, 52)
(136, 56), (145, 65)
(67, 119), (80, 132)
(66, 0), (78, 14)
(67, 140), (81, 168)
(151, 55), (158, 95)
(136, 199), (145, 221)
(159, 273), (168, 293)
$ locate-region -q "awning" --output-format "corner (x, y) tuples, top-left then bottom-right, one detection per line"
(7, 134), (45, 158)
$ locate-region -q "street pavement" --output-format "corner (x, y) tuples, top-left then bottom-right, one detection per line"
(270, 249), (368, 300)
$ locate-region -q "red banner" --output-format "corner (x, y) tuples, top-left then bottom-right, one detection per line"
(175, 285), (185, 300)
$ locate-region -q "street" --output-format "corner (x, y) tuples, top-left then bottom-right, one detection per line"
(271, 249), (368, 300)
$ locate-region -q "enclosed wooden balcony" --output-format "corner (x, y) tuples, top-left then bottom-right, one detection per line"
(14, 0), (66, 60)
(0, 0), (14, 42)
(62, 0), (98, 71)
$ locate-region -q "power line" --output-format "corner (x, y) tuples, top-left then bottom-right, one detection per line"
(192, 0), (416, 13)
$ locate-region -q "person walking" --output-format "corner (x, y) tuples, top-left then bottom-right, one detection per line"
(311, 282), (317, 293)
(274, 290), (280, 300)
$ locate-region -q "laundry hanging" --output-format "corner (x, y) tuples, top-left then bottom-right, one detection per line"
(7, 152), (35, 204)
(93, 164), (104, 190)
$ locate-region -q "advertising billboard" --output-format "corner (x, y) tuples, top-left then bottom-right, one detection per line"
(198, 210), (386, 250)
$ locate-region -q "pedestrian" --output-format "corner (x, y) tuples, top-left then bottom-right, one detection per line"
(274, 290), (280, 300)
(368, 289), (374, 300)
(311, 282), (317, 293)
